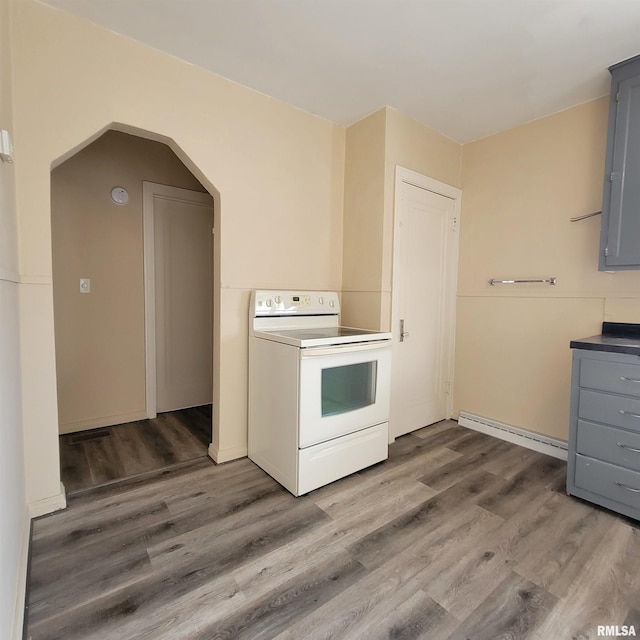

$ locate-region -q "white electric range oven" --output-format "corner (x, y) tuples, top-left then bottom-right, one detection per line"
(248, 290), (392, 496)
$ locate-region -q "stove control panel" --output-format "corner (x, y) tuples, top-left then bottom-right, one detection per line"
(252, 290), (340, 316)
(291, 295), (311, 306)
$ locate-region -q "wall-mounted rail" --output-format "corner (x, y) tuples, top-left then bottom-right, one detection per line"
(488, 277), (557, 286)
(570, 211), (601, 222)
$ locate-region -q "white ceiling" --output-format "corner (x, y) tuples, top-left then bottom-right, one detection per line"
(40, 0), (640, 143)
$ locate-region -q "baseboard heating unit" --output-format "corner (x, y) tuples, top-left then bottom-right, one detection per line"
(458, 411), (568, 461)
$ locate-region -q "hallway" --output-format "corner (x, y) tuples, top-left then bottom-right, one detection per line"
(59, 405), (211, 495)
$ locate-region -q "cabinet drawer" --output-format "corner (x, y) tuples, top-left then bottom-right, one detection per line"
(575, 454), (640, 511)
(579, 389), (640, 432)
(576, 419), (640, 470)
(580, 357), (640, 397)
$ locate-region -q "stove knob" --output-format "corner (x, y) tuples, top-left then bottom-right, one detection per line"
(329, 299), (335, 308)
(318, 296), (324, 305)
(266, 299), (273, 307)
(275, 295), (282, 304)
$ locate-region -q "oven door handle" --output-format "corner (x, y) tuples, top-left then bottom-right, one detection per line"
(300, 341), (391, 357)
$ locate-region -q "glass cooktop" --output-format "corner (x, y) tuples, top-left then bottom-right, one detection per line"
(266, 327), (382, 340)
(254, 325), (392, 347)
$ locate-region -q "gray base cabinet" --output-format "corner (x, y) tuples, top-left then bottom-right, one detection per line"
(567, 349), (640, 520)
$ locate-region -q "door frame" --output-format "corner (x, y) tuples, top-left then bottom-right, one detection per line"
(391, 166), (462, 428)
(142, 181), (214, 418)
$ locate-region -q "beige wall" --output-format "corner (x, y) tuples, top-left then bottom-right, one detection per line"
(342, 107), (462, 331)
(1, 3), (18, 276)
(455, 97), (640, 441)
(11, 0), (345, 504)
(51, 130), (206, 433)
(0, 0), (29, 637)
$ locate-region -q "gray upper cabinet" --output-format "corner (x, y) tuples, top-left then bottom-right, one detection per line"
(599, 54), (640, 270)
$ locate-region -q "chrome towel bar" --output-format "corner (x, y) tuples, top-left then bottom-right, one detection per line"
(570, 210), (601, 222)
(488, 277), (557, 286)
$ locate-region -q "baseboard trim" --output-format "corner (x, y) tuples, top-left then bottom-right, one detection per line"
(58, 410), (148, 434)
(458, 411), (568, 461)
(208, 442), (247, 464)
(11, 510), (30, 640)
(28, 482), (67, 519)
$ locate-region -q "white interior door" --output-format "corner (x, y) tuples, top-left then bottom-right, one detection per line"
(390, 168), (460, 439)
(143, 182), (214, 415)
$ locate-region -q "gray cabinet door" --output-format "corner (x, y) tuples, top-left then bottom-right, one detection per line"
(600, 55), (640, 270)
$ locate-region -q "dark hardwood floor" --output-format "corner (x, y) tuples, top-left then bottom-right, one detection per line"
(59, 405), (212, 495)
(28, 420), (640, 639)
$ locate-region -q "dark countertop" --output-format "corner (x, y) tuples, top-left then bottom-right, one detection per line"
(570, 322), (640, 355)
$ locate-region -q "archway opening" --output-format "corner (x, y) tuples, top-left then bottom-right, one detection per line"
(51, 125), (220, 495)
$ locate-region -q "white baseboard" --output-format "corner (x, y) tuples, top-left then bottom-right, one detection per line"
(11, 510), (30, 640)
(58, 410), (148, 434)
(28, 482), (67, 519)
(208, 442), (247, 464)
(15, 484), (67, 639)
(458, 411), (568, 461)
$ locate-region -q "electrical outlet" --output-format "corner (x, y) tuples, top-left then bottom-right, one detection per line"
(79, 278), (91, 293)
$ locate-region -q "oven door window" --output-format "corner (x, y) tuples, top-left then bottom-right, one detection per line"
(321, 361), (377, 417)
(298, 344), (391, 448)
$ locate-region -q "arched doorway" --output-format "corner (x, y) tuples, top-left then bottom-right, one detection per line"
(51, 126), (219, 494)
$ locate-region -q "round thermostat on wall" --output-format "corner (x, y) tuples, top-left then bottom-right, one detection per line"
(110, 186), (129, 205)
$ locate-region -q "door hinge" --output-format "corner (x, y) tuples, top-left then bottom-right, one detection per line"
(616, 92), (621, 102)
(605, 246), (609, 257)
(610, 172), (620, 181)
(445, 380), (452, 395)
(450, 217), (458, 232)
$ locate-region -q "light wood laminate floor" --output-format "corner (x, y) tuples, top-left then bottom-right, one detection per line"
(28, 421), (640, 640)
(59, 405), (211, 495)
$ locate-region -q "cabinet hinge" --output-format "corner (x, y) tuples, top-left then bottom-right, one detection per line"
(605, 246), (609, 257)
(610, 172), (620, 181)
(450, 217), (458, 232)
(616, 92), (621, 102)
